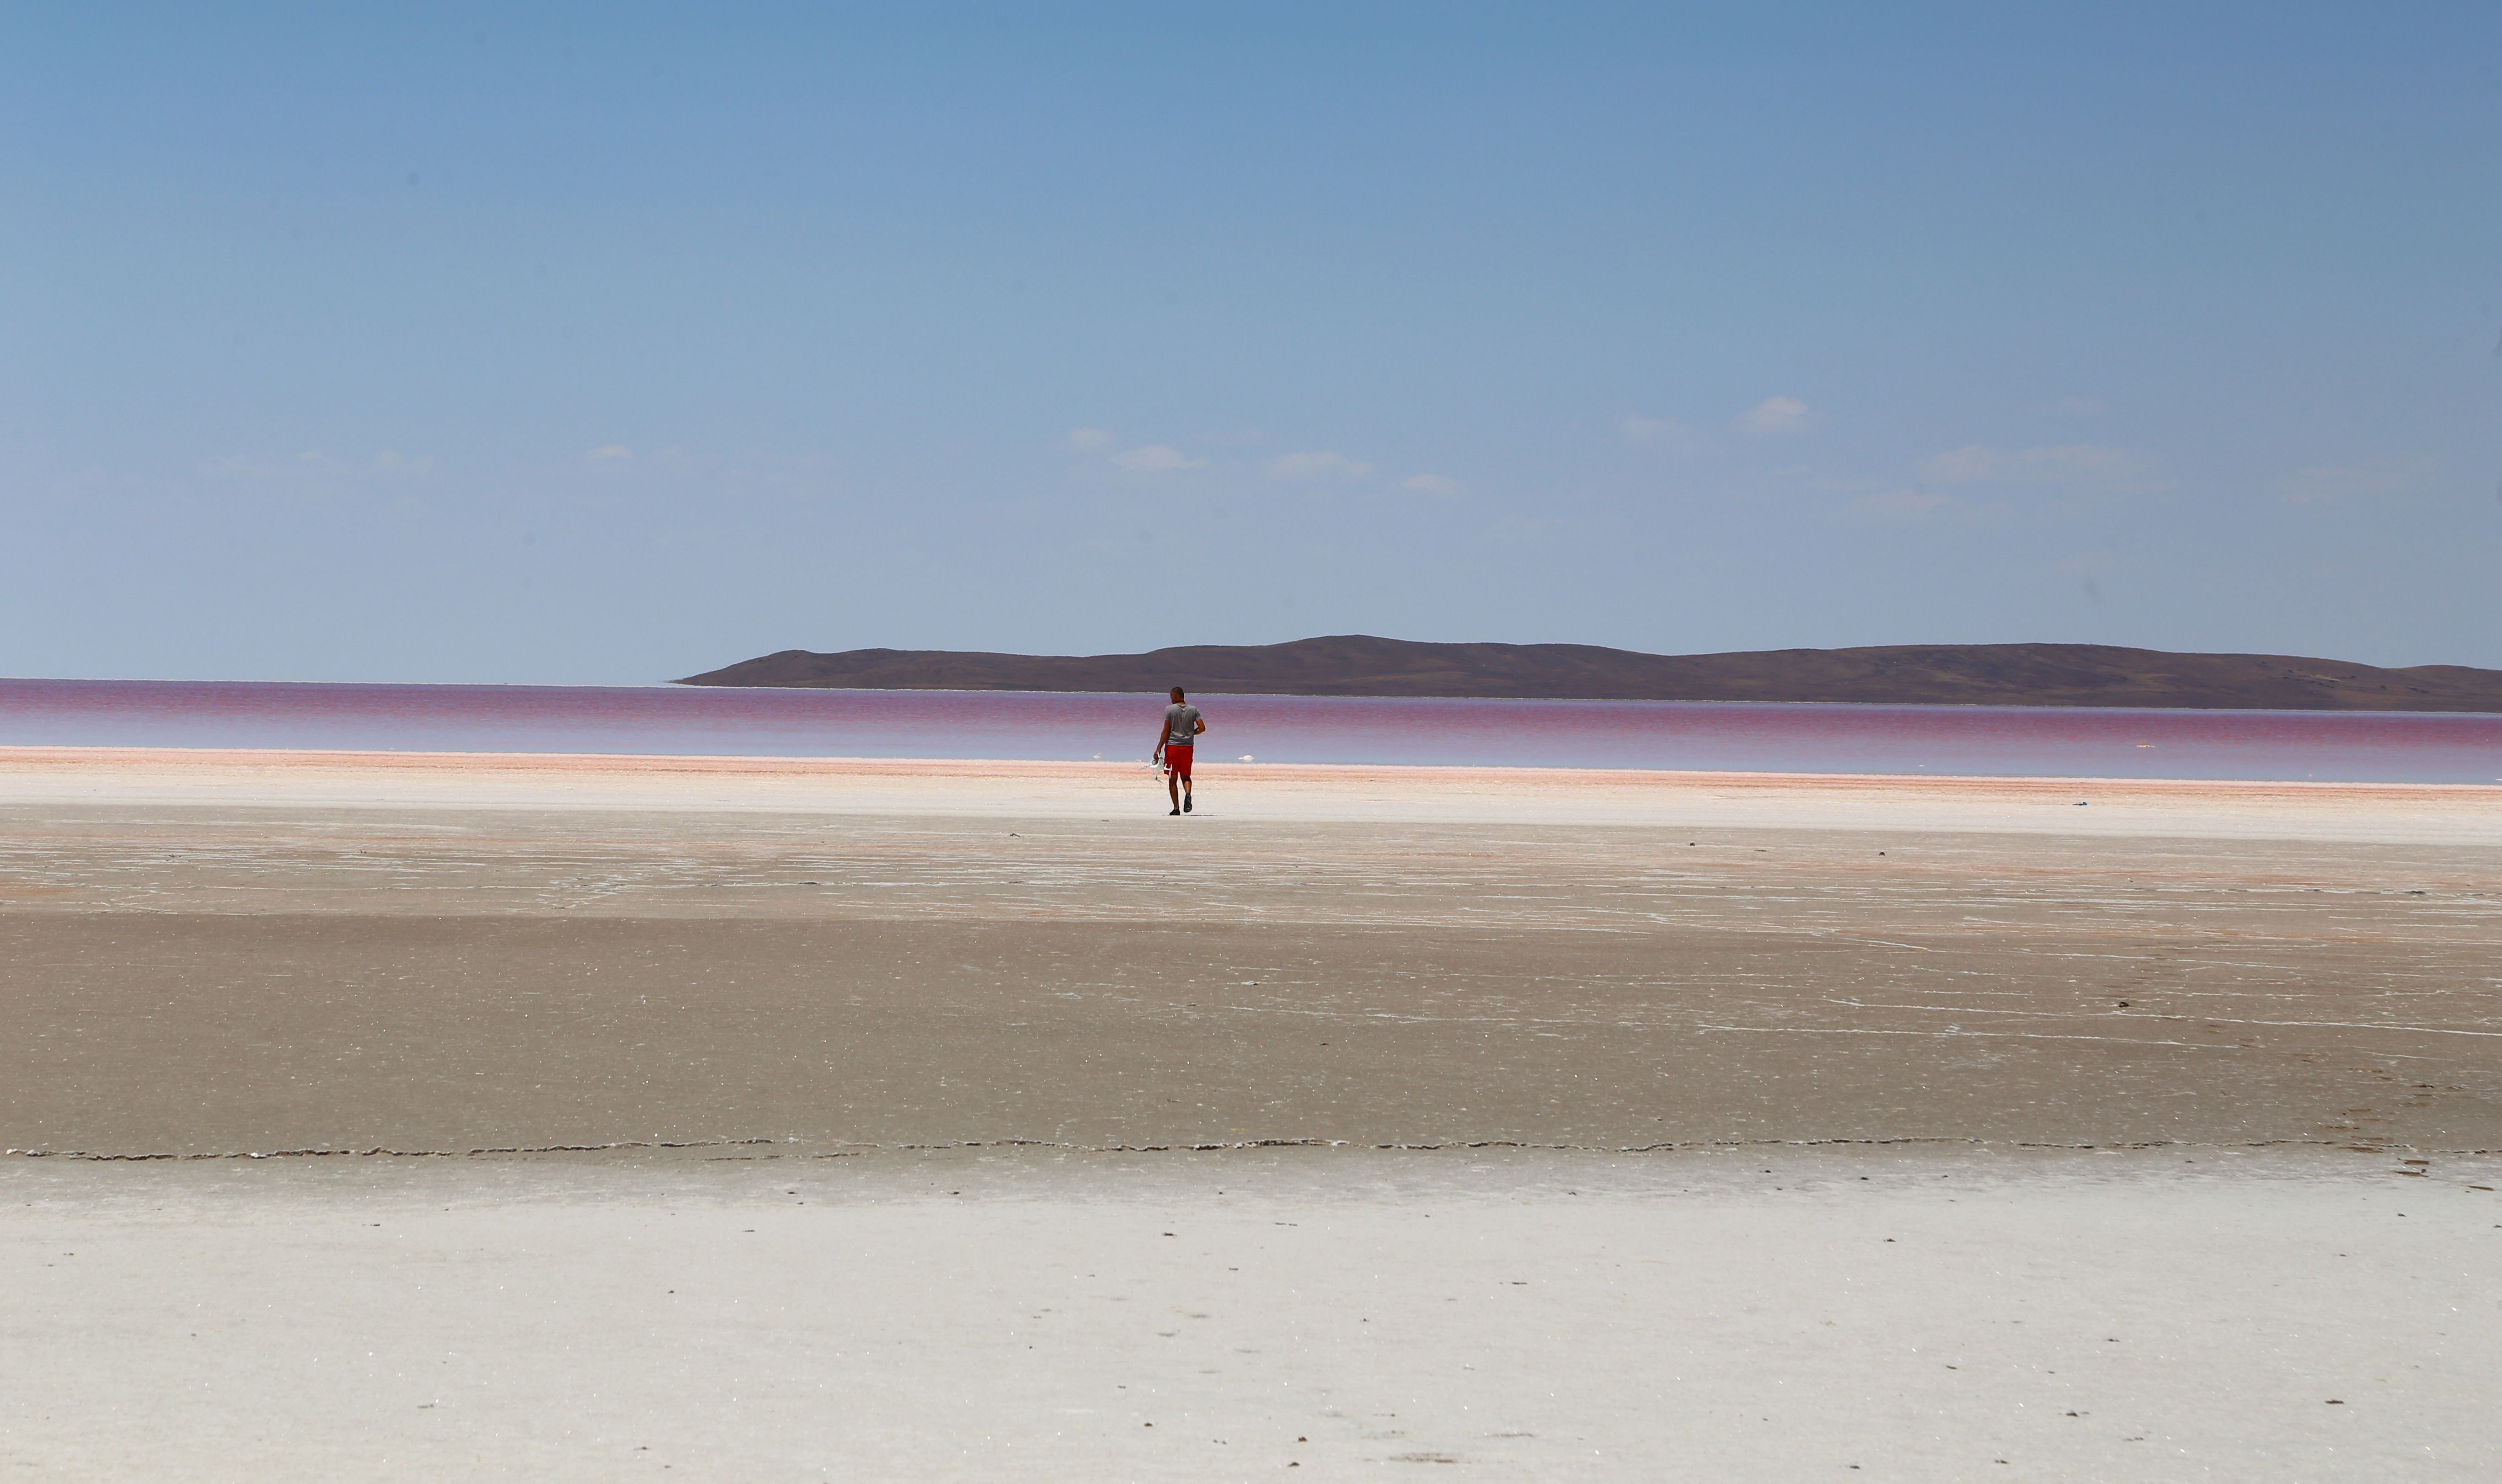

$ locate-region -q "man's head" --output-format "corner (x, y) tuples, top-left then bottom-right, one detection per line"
(1170, 687), (1186, 702)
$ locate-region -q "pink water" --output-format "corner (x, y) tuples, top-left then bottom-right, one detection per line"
(5, 678), (2497, 783)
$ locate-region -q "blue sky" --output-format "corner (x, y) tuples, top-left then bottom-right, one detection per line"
(4, 3), (2497, 683)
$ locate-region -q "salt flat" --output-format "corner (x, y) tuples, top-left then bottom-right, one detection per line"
(1, 747), (2497, 1478)
(5, 1149), (2499, 1482)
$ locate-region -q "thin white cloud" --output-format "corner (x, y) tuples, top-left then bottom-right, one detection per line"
(1064, 427), (1115, 452)
(1112, 443), (1206, 472)
(199, 448), (437, 483)
(1919, 443), (2169, 493)
(2273, 456), (2438, 504)
(1845, 489), (1997, 523)
(1619, 414), (1698, 449)
(584, 445), (633, 461)
(1739, 396), (1810, 434)
(1265, 450), (1374, 481)
(1399, 473), (1461, 496)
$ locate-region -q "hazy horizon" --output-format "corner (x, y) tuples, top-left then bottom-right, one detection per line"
(6, 4), (2497, 685)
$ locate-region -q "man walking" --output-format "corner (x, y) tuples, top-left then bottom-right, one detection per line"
(1153, 686), (1205, 815)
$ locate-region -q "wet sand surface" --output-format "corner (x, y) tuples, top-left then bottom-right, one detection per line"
(3, 750), (2498, 1477)
(2, 774), (2497, 1158)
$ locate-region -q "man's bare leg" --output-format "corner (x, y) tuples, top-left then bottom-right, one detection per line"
(1166, 768), (1181, 815)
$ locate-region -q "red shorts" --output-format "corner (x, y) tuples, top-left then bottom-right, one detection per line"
(1162, 744), (1193, 779)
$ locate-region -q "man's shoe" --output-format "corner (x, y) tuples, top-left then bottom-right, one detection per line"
(1169, 808), (1181, 816)
(1183, 794), (1192, 812)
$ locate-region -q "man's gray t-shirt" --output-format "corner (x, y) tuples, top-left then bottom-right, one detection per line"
(1164, 703), (1202, 747)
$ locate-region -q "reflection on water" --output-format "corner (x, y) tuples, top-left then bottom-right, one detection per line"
(2, 677), (2497, 783)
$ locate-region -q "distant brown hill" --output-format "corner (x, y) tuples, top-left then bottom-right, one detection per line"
(674, 636), (2502, 712)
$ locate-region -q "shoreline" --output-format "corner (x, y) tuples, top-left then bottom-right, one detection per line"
(6, 742), (2498, 844)
(12, 740), (2502, 790)
(20, 672), (2502, 717)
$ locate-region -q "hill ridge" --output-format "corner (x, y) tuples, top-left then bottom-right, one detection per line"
(674, 636), (2502, 713)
